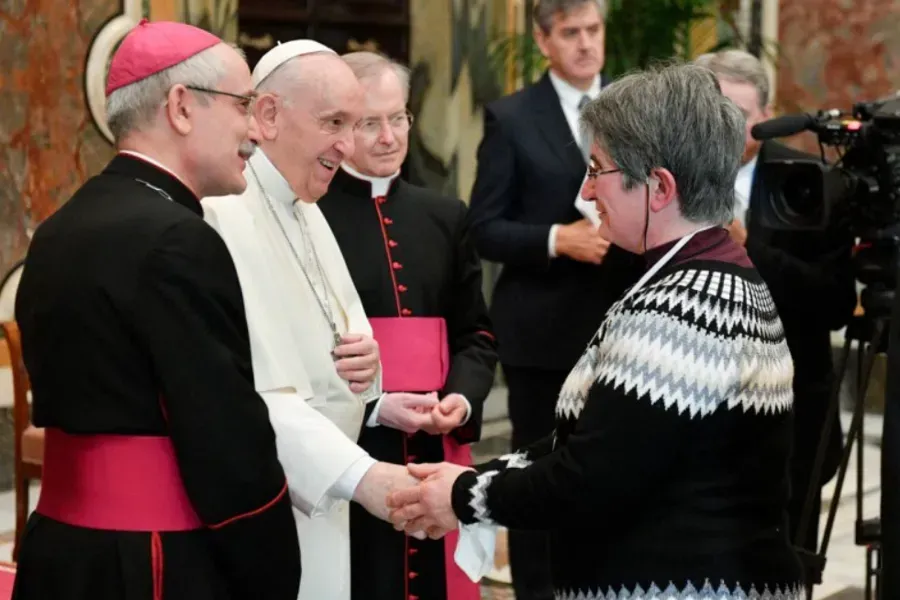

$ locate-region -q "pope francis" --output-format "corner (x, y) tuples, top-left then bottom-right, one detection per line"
(202, 41), (430, 600)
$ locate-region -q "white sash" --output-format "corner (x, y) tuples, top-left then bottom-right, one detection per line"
(624, 226), (715, 301)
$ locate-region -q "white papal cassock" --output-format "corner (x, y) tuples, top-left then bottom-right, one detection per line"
(202, 149), (380, 600)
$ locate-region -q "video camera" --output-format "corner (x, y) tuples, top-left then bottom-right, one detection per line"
(752, 97), (900, 599)
(751, 95), (900, 312)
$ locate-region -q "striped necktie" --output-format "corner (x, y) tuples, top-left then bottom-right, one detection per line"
(578, 95), (591, 162)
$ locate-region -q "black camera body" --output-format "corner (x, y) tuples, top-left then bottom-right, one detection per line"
(752, 95), (900, 310)
(754, 98), (900, 600)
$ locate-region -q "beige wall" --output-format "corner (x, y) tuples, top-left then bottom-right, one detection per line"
(151, 0), (238, 39)
(409, 0), (507, 202)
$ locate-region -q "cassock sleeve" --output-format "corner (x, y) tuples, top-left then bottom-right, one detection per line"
(133, 219), (301, 599)
(443, 201), (499, 444)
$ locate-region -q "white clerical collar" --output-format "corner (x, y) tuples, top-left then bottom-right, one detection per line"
(118, 150), (192, 194)
(548, 70), (601, 113)
(248, 148), (297, 207)
(340, 162), (400, 198)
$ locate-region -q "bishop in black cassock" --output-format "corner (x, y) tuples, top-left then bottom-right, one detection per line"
(12, 21), (299, 600)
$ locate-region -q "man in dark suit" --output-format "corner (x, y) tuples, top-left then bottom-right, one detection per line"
(696, 49), (858, 557)
(466, 2), (641, 598)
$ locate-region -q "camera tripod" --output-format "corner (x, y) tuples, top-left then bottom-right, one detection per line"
(795, 309), (887, 600)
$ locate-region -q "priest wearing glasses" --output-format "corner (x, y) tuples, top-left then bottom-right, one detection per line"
(318, 51), (498, 600)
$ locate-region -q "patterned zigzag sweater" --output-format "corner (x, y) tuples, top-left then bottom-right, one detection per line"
(451, 228), (804, 600)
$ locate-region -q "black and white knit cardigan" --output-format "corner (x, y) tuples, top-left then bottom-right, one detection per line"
(451, 234), (805, 600)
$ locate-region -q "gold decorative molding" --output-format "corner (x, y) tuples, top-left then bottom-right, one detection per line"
(84, 0), (144, 144)
(238, 32), (275, 51)
(347, 38), (380, 52)
(149, 0), (179, 21)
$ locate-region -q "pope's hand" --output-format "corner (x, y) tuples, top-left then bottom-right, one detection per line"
(378, 392), (439, 433)
(423, 394), (468, 435)
(387, 462), (471, 539)
(333, 333), (379, 393)
(354, 462), (419, 523)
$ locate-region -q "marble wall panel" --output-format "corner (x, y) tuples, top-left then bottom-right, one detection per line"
(777, 0), (900, 153)
(0, 0), (119, 277)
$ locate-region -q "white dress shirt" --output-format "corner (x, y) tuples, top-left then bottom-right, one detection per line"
(734, 155), (757, 226)
(546, 71), (602, 257)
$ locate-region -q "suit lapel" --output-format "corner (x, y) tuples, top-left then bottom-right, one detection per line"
(532, 74), (586, 171)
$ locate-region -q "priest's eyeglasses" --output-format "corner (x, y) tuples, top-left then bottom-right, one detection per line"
(185, 85), (255, 115)
(355, 111), (414, 138)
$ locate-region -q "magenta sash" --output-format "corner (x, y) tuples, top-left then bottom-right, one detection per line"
(36, 428), (202, 531)
(369, 317), (481, 600)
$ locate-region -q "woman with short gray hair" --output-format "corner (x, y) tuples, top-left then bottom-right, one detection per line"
(388, 62), (804, 599)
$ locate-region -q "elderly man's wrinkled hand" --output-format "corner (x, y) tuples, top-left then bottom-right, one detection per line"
(354, 462), (419, 524)
(333, 333), (379, 392)
(386, 462), (471, 539)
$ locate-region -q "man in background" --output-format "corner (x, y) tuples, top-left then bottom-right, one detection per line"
(13, 20), (300, 599)
(202, 40), (432, 600)
(695, 48), (858, 558)
(466, 2), (640, 597)
(318, 50), (497, 600)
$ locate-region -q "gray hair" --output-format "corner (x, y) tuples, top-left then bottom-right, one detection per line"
(694, 49), (770, 109)
(341, 51), (410, 100)
(534, 0), (607, 33)
(580, 62), (745, 225)
(106, 43), (240, 141)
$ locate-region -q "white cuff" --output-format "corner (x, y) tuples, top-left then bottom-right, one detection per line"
(458, 395), (473, 426)
(366, 394), (386, 428)
(548, 224), (560, 258)
(328, 455), (378, 501)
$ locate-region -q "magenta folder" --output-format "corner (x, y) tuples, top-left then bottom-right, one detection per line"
(369, 317), (449, 393)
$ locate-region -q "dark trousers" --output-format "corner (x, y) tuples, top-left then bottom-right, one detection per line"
(503, 365), (569, 600)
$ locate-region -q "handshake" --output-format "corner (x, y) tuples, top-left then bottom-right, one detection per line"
(353, 461), (474, 539)
(377, 392), (469, 435)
